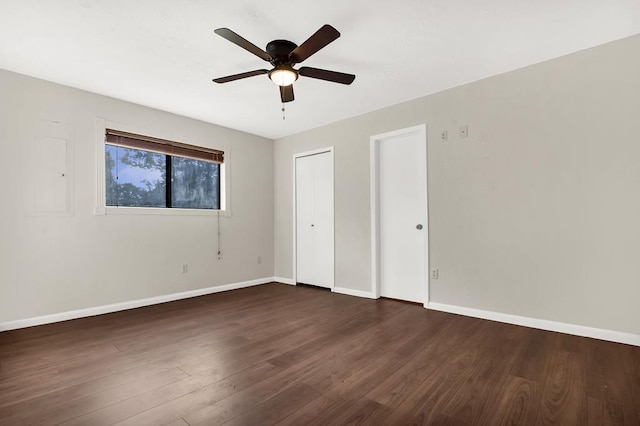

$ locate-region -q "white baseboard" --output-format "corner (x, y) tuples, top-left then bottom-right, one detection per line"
(10, 281), (633, 347)
(428, 302), (640, 347)
(333, 287), (377, 299)
(0, 277), (274, 332)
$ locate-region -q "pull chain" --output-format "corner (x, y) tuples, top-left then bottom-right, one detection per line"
(217, 212), (221, 260)
(282, 103), (286, 120)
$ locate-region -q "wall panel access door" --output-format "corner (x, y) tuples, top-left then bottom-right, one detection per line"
(295, 150), (334, 289)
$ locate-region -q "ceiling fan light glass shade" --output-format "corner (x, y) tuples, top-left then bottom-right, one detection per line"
(269, 65), (298, 86)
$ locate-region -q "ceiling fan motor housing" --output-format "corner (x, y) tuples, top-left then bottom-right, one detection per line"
(266, 40), (298, 65)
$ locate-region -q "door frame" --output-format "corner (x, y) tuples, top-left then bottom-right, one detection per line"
(370, 124), (429, 306)
(292, 147), (335, 289)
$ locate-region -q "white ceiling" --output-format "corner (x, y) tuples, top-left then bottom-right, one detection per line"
(1, 1), (639, 140)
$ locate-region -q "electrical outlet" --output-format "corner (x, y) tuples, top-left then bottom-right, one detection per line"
(182, 263), (189, 274)
(431, 268), (439, 280)
(257, 256), (262, 264)
(459, 125), (468, 139)
(441, 130), (448, 142)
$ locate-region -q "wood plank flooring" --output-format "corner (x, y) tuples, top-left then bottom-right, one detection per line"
(1, 283), (638, 425)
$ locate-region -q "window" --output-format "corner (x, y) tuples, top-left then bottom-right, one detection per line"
(105, 129), (223, 210)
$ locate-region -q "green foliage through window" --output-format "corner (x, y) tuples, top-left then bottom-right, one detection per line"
(105, 145), (220, 209)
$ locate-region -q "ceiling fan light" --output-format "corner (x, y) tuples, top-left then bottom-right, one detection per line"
(269, 66), (298, 87)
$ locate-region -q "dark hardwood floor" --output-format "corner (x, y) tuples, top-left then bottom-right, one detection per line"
(1, 283), (638, 425)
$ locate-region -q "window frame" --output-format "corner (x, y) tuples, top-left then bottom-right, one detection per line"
(95, 118), (231, 216)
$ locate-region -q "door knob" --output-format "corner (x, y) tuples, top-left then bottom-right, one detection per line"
(416, 224), (423, 230)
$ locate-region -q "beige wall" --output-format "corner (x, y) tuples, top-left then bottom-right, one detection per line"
(0, 69), (274, 323)
(2, 34), (639, 336)
(274, 34), (640, 335)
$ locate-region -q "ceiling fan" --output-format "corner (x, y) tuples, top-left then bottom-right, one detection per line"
(212, 25), (355, 103)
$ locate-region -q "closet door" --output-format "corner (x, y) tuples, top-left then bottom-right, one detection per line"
(295, 151), (334, 288)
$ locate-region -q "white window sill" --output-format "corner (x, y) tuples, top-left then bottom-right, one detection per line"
(94, 206), (231, 217)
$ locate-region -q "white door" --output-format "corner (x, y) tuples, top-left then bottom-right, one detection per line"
(378, 128), (427, 303)
(295, 151), (334, 288)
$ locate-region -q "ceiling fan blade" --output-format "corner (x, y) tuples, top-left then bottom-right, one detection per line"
(299, 67), (355, 85)
(290, 25), (340, 64)
(213, 69), (269, 84)
(280, 84), (294, 103)
(214, 28), (272, 62)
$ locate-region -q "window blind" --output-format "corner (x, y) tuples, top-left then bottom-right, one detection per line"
(105, 129), (224, 164)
